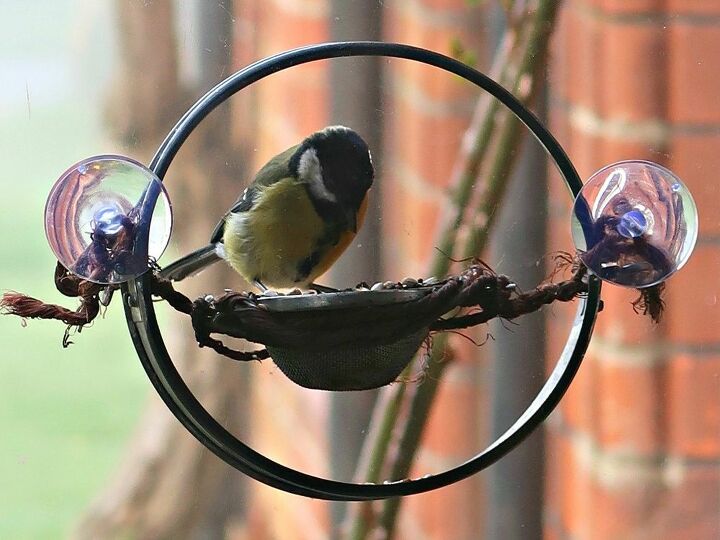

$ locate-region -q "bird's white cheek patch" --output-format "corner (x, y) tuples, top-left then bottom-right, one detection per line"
(299, 147), (336, 203)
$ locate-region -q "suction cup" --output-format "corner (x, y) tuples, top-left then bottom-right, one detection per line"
(571, 161), (698, 288)
(45, 155), (172, 284)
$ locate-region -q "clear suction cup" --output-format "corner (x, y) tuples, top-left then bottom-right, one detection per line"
(44, 155), (172, 284)
(571, 160), (698, 288)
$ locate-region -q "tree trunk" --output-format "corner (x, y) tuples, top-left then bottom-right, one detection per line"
(74, 2), (253, 539)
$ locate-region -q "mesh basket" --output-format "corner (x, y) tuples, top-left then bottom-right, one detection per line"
(267, 327), (429, 391)
(254, 288), (432, 391)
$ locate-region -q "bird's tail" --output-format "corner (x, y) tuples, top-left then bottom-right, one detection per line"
(159, 244), (221, 282)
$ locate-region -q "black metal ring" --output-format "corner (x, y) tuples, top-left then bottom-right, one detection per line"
(122, 41), (601, 500)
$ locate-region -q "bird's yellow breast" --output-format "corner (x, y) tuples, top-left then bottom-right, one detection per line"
(222, 179), (327, 288)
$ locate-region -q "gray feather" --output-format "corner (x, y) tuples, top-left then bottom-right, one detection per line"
(210, 144), (300, 244)
(159, 244), (221, 282)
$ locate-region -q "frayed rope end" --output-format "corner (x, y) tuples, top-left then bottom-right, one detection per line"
(632, 283), (666, 324)
(1, 290), (95, 326)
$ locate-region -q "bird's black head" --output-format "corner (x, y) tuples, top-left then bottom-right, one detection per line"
(290, 126), (374, 218)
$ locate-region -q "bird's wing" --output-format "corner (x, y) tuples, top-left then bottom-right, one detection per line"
(210, 144), (300, 244)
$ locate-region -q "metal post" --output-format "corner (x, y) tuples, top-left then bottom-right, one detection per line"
(486, 84), (548, 540)
(328, 1), (383, 535)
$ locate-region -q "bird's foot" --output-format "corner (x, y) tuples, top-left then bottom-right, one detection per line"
(253, 279), (268, 292)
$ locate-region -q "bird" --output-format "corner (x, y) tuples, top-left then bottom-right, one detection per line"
(159, 125), (374, 291)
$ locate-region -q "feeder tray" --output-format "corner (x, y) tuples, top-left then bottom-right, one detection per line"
(184, 261), (592, 391)
(254, 288), (431, 391)
(191, 286), (436, 391)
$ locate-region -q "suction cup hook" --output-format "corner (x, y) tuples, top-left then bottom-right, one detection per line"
(45, 155), (172, 284)
(571, 160), (698, 288)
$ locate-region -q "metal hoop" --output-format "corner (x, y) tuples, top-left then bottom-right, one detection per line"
(122, 41), (601, 500)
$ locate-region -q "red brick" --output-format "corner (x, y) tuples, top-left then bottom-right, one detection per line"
(553, 6), (605, 116)
(543, 463), (569, 540)
(385, 0), (489, 103)
(592, 284), (663, 344)
(547, 101), (572, 161)
(601, 23), (667, 121)
(257, 0), (328, 51)
(589, 476), (666, 540)
(551, 388), (720, 540)
(545, 299), (581, 373)
(548, 8), (570, 108)
(641, 465), (720, 540)
(586, 464), (720, 540)
(243, 499), (274, 539)
(545, 181), (573, 233)
(232, 1), (261, 71)
(542, 523), (563, 540)
(551, 428), (677, 539)
(253, 78), (329, 159)
(253, 69), (330, 160)
(563, 111), (669, 182)
(388, 46), (487, 106)
(584, 0), (663, 15)
(557, 352), (599, 434)
(389, 56), (481, 109)
(600, 137), (669, 168)
(389, 95), (474, 191)
(545, 429), (562, 507)
(562, 122), (605, 180)
(388, 0), (487, 35)
(544, 219), (576, 266)
(669, 23), (720, 124)
(419, 362), (484, 459)
(666, 354), (720, 458)
(249, 370), (331, 477)
(402, 477), (484, 539)
(416, 0), (479, 10)
(670, 133), (720, 237)
(253, 484), (331, 540)
(380, 170), (443, 275)
(595, 360), (665, 454)
(553, 432), (594, 538)
(452, 328), (491, 366)
(387, 7), (486, 52)
(666, 0), (720, 15)
(556, 4), (671, 122)
(665, 245), (720, 345)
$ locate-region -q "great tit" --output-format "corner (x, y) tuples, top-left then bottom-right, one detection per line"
(160, 126), (374, 290)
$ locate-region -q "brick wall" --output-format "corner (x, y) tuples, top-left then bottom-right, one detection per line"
(546, 1), (720, 538)
(226, 1), (720, 539)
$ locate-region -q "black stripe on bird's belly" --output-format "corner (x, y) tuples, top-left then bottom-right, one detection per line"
(296, 249), (323, 282)
(295, 226), (342, 282)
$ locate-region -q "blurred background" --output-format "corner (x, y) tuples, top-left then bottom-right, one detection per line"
(1, 1), (718, 539)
